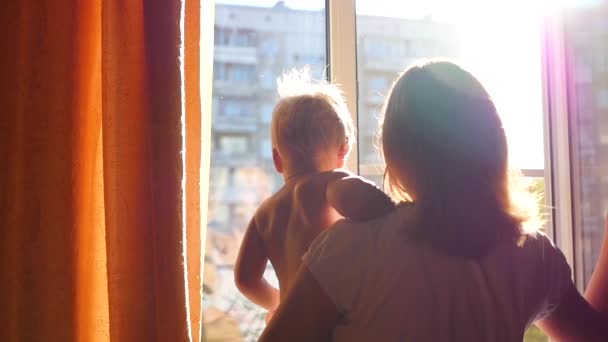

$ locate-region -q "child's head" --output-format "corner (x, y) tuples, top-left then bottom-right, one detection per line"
(381, 60), (540, 257)
(271, 69), (355, 176)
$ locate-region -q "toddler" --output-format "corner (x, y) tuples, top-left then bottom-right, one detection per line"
(234, 70), (394, 321)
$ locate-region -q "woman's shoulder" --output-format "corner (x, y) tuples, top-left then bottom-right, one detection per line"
(517, 231), (563, 258)
(316, 202), (416, 249)
(490, 230), (571, 284)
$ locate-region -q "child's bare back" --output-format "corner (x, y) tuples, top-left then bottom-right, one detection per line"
(255, 171), (349, 296)
(233, 69), (393, 320)
(235, 169), (393, 314)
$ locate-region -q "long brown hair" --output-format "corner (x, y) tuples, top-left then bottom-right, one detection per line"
(381, 60), (540, 258)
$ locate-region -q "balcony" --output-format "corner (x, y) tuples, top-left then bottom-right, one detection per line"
(213, 80), (258, 97)
(212, 115), (258, 133)
(214, 45), (257, 65)
(210, 151), (259, 167)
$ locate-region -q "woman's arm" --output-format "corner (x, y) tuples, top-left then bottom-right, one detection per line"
(584, 215), (608, 317)
(259, 265), (341, 342)
(536, 283), (608, 341)
(234, 218), (280, 311)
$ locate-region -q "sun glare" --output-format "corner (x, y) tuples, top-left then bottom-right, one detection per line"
(357, 0), (597, 170)
(455, 3), (545, 170)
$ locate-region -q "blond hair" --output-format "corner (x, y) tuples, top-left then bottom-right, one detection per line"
(381, 60), (542, 257)
(271, 68), (355, 168)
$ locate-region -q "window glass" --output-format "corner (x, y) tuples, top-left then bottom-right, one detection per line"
(356, 2), (548, 340)
(205, 1), (326, 340)
(220, 99), (255, 117)
(564, 3), (608, 289)
(215, 26), (232, 45)
(260, 104), (274, 123)
(219, 135), (248, 156)
(356, 0), (546, 175)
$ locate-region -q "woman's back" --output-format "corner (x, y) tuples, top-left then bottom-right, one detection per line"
(302, 205), (570, 342)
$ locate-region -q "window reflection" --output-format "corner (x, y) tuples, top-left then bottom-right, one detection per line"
(565, 3), (608, 289)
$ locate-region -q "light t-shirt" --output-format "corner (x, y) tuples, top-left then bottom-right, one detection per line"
(302, 205), (572, 342)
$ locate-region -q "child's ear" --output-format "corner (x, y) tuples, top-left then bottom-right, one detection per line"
(272, 148), (283, 173)
(336, 143), (350, 168)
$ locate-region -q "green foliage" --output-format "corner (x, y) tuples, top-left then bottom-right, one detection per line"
(524, 325), (548, 342)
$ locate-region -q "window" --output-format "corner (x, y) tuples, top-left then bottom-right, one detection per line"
(219, 135), (248, 156)
(260, 104), (274, 123)
(230, 64), (256, 82)
(261, 140), (272, 159)
(220, 99), (255, 117)
(213, 62), (257, 83)
(564, 5), (608, 290)
(260, 70), (276, 89)
(204, 1), (605, 341)
(215, 26), (232, 45)
(368, 76), (388, 93)
(260, 37), (279, 57)
(233, 29), (257, 47)
(356, 0), (545, 177)
(205, 1), (327, 339)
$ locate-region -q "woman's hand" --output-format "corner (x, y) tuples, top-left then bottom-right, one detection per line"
(584, 214), (608, 316)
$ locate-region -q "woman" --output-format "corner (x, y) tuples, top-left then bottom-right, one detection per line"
(259, 61), (608, 341)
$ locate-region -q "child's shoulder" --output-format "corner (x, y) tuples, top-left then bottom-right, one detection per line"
(290, 170), (342, 201)
(253, 190), (284, 220)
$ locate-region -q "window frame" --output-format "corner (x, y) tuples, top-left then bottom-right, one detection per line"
(542, 13), (577, 287)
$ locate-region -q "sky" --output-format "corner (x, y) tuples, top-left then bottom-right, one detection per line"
(215, 0), (600, 170)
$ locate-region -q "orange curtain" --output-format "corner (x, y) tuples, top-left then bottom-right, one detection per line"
(0, 0), (205, 341)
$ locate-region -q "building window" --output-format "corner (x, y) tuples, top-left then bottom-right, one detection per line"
(219, 135), (248, 156)
(214, 26), (232, 45)
(261, 104), (274, 124)
(260, 37), (279, 57)
(233, 29), (257, 47)
(213, 63), (256, 83)
(261, 140), (272, 159)
(229, 64), (256, 82)
(220, 99), (255, 117)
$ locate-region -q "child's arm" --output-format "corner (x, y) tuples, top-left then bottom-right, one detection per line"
(234, 218), (280, 312)
(584, 215), (608, 317)
(326, 172), (395, 221)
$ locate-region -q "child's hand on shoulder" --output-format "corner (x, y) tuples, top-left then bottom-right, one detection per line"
(327, 174), (395, 221)
(266, 310), (275, 324)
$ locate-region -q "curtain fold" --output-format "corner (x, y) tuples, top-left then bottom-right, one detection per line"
(0, 0), (206, 341)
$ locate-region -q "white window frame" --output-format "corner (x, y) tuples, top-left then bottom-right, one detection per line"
(327, 0), (578, 286)
(542, 13), (577, 287)
(327, 0), (359, 173)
